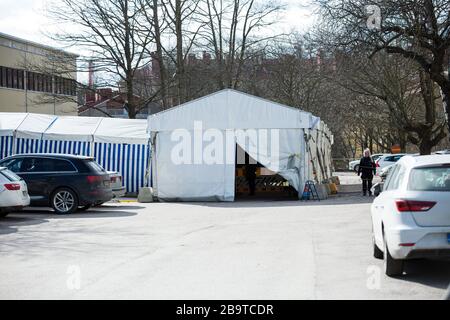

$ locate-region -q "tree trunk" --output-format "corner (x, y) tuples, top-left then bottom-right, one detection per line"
(441, 86), (450, 142)
(175, 0), (185, 105)
(419, 140), (433, 155)
(127, 77), (136, 119)
(152, 0), (168, 109)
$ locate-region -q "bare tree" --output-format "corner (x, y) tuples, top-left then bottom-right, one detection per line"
(335, 52), (447, 154)
(46, 0), (154, 118)
(198, 0), (285, 89)
(316, 0), (450, 141)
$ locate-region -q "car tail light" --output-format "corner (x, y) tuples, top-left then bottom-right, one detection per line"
(87, 175), (103, 184)
(395, 200), (436, 212)
(111, 176), (117, 183)
(376, 160), (380, 168)
(4, 183), (21, 191)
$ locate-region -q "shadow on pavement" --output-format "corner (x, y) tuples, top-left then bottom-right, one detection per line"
(19, 209), (138, 219)
(6, 204), (145, 219)
(0, 216), (48, 235)
(179, 194), (375, 209)
(402, 259), (450, 290)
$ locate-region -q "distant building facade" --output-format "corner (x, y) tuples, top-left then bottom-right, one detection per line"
(0, 32), (78, 115)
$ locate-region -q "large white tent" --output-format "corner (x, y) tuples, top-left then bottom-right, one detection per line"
(148, 89), (333, 202)
(0, 113), (150, 194)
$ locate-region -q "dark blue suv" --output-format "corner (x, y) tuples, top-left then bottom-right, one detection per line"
(0, 154), (113, 214)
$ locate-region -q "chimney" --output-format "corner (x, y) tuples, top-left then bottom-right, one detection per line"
(188, 53), (197, 65)
(85, 60), (96, 105)
(203, 51), (211, 64)
(88, 60), (94, 88)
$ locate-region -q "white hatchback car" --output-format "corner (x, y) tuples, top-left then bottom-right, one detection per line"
(371, 155), (450, 276)
(375, 154), (407, 175)
(0, 167), (30, 217)
(349, 153), (388, 171)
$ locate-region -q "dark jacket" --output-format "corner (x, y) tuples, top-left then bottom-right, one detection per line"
(358, 156), (376, 178)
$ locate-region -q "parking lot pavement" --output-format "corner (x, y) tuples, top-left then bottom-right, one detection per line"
(0, 196), (449, 300)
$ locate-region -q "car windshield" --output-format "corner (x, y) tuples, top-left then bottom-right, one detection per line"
(408, 166), (450, 192)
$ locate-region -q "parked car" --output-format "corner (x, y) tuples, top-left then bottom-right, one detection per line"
(371, 155), (450, 277)
(349, 153), (388, 172)
(375, 154), (407, 175)
(0, 154), (113, 214)
(371, 164), (395, 197)
(0, 167), (30, 217)
(108, 171), (126, 198)
(435, 150), (450, 155)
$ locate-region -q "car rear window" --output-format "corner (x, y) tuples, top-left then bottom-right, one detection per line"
(408, 166), (450, 192)
(84, 160), (106, 173)
(0, 169), (21, 181)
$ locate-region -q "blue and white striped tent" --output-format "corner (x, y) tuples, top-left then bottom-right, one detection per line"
(0, 113), (150, 195)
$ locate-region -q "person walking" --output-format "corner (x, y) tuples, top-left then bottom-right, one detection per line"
(357, 149), (377, 196)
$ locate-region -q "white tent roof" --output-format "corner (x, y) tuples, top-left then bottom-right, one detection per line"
(94, 118), (149, 145)
(148, 89), (314, 132)
(42, 116), (102, 142)
(0, 113), (149, 145)
(15, 114), (57, 140)
(0, 113), (28, 136)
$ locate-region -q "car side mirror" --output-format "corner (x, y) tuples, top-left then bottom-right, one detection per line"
(372, 183), (383, 197)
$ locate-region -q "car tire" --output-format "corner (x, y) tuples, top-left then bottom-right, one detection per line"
(383, 236), (404, 277)
(78, 205), (92, 212)
(354, 165), (360, 172)
(51, 188), (79, 215)
(373, 236), (384, 259)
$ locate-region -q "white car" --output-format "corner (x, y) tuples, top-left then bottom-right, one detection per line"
(108, 171), (126, 198)
(371, 155), (450, 276)
(0, 167), (30, 217)
(349, 154), (388, 171)
(375, 154), (407, 175)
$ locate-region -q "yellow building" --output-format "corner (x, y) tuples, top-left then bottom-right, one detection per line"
(0, 32), (78, 115)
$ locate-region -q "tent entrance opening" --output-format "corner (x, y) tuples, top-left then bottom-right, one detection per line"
(235, 145), (297, 200)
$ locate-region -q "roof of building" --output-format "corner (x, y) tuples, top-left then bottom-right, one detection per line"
(0, 32), (79, 58)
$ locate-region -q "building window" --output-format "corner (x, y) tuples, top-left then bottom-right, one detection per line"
(6, 68), (12, 87)
(17, 70), (24, 89)
(0, 66), (25, 90)
(27, 72), (35, 91)
(0, 67), (6, 87)
(0, 65), (75, 96)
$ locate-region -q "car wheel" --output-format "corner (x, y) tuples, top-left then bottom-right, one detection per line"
(383, 235), (404, 277)
(354, 165), (360, 172)
(78, 205), (92, 212)
(373, 235), (384, 259)
(51, 188), (78, 214)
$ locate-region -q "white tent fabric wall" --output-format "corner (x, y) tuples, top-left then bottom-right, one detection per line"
(153, 130), (236, 201)
(0, 113), (150, 195)
(306, 121), (334, 183)
(148, 89), (329, 202)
